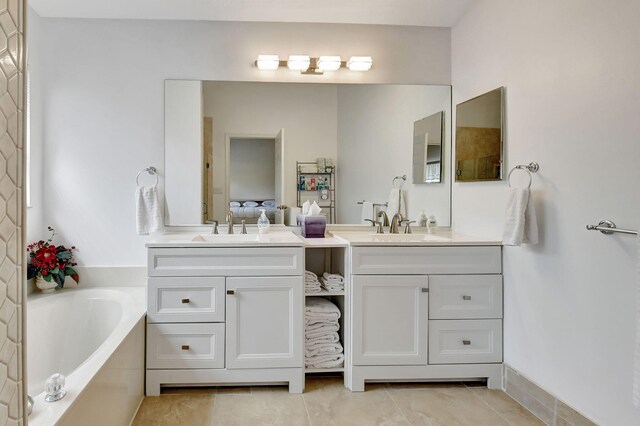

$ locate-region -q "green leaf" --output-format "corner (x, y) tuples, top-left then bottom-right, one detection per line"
(51, 267), (60, 275)
(43, 274), (52, 282)
(53, 273), (64, 287)
(57, 251), (72, 260)
(65, 268), (79, 284)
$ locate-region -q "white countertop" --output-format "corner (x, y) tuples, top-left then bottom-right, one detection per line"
(146, 229), (501, 248)
(329, 230), (502, 246)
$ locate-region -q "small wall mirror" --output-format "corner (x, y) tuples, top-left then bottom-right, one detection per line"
(413, 111), (444, 184)
(455, 87), (504, 182)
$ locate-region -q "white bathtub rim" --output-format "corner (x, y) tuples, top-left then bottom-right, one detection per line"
(28, 287), (146, 426)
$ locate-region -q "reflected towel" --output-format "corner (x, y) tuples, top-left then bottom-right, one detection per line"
(136, 186), (161, 235)
(386, 188), (406, 218)
(360, 201), (374, 224)
(502, 188), (538, 246)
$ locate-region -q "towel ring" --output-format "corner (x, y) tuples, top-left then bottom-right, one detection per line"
(392, 175), (407, 188)
(136, 167), (158, 187)
(507, 163), (538, 189)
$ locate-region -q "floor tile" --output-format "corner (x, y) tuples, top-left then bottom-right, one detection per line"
(212, 391), (309, 425)
(388, 386), (510, 426)
(132, 394), (215, 426)
(471, 388), (545, 425)
(303, 377), (410, 426)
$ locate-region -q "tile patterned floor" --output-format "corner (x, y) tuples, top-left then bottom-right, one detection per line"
(133, 377), (544, 426)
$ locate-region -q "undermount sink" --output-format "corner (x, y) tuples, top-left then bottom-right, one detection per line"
(192, 234), (259, 243)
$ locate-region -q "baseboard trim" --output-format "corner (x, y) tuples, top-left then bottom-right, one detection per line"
(503, 365), (597, 425)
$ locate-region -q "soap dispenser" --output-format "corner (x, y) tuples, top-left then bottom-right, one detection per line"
(427, 215), (437, 233)
(419, 210), (428, 227)
(258, 208), (270, 234)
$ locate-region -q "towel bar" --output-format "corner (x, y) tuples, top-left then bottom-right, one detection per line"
(586, 220), (638, 236)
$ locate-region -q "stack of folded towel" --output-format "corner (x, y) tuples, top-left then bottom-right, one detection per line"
(305, 298), (344, 369)
(320, 272), (344, 292)
(305, 271), (321, 293)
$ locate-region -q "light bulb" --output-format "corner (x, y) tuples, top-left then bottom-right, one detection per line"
(347, 56), (373, 71)
(317, 56), (342, 71)
(287, 55), (310, 71)
(256, 55), (280, 70)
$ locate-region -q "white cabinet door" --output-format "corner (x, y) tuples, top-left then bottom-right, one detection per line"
(226, 276), (303, 369)
(352, 275), (428, 366)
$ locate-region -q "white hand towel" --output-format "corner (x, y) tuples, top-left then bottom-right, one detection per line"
(634, 235), (640, 407)
(305, 342), (343, 358)
(386, 188), (407, 218)
(305, 332), (340, 344)
(305, 324), (340, 339)
(305, 298), (341, 315)
(305, 353), (345, 368)
(360, 201), (374, 224)
(136, 186), (161, 235)
(322, 273), (344, 283)
(502, 188), (538, 246)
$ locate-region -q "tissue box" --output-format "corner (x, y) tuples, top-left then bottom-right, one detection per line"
(297, 214), (327, 238)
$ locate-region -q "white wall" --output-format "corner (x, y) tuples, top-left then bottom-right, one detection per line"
(452, 1), (640, 424)
(229, 138), (275, 201)
(203, 81), (338, 222)
(35, 18), (450, 265)
(164, 80), (202, 225)
(337, 85), (451, 225)
(26, 7), (44, 244)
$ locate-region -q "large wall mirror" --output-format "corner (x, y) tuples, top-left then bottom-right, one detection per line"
(164, 80), (452, 226)
(455, 87), (504, 182)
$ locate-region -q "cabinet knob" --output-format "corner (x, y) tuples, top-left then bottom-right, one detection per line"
(181, 298), (190, 304)
(227, 290), (235, 295)
(421, 288), (429, 293)
(181, 345), (190, 351)
(462, 340), (471, 346)
(462, 295), (471, 301)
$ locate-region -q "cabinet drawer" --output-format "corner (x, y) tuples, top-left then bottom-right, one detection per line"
(351, 246), (501, 275)
(428, 320), (502, 364)
(147, 323), (225, 369)
(148, 247), (303, 277)
(148, 277), (225, 323)
(429, 275), (502, 319)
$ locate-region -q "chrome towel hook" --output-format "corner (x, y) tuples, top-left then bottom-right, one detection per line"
(392, 175), (407, 188)
(136, 166), (158, 187)
(508, 162), (539, 189)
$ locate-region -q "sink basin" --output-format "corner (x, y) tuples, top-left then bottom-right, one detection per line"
(364, 234), (451, 242)
(192, 234), (259, 243)
(331, 232), (452, 245)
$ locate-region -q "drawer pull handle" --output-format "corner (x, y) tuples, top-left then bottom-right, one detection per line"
(181, 298), (190, 304)
(421, 288), (429, 293)
(462, 295), (472, 301)
(462, 340), (471, 346)
(227, 290), (235, 295)
(181, 345), (190, 351)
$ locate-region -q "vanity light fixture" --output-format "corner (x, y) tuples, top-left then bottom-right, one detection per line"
(254, 55), (373, 74)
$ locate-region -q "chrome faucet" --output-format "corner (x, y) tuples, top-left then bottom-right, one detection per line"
(241, 220), (247, 234)
(226, 211), (234, 234)
(377, 211), (390, 227)
(365, 219), (384, 234)
(390, 213), (403, 234)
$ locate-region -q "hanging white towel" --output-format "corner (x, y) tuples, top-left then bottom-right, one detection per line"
(502, 188), (538, 246)
(360, 201), (374, 224)
(136, 186), (161, 235)
(634, 234), (640, 408)
(386, 188), (407, 218)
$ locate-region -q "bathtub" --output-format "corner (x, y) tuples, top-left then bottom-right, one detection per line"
(27, 287), (146, 426)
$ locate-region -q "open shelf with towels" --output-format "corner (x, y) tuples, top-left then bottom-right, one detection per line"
(304, 245), (348, 378)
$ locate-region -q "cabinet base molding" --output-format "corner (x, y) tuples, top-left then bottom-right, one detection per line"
(146, 368), (304, 396)
(347, 364), (502, 392)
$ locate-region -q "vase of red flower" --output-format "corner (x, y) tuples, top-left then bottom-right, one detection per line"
(27, 227), (79, 293)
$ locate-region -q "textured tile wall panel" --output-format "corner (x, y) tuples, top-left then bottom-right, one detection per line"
(0, 0), (24, 424)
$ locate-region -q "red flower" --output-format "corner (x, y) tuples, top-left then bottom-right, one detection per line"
(33, 245), (58, 270)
